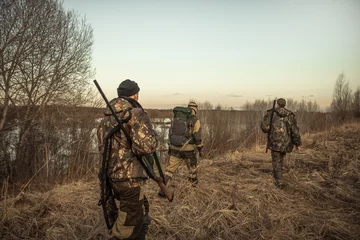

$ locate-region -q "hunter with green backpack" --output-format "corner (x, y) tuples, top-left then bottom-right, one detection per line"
(158, 101), (204, 198)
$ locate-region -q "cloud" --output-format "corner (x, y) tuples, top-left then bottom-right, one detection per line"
(172, 93), (180, 95)
(226, 94), (243, 98)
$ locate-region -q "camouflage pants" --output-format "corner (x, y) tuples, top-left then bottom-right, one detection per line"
(164, 149), (198, 184)
(271, 151), (286, 186)
(110, 181), (150, 240)
(271, 151), (286, 173)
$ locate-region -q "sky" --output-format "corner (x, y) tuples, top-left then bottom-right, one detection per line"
(63, 0), (360, 110)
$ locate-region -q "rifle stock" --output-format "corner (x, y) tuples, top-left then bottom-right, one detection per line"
(266, 99), (277, 153)
(138, 154), (174, 202)
(94, 80), (174, 202)
(154, 176), (174, 202)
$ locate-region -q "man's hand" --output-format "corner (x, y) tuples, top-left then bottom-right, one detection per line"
(296, 146), (301, 152)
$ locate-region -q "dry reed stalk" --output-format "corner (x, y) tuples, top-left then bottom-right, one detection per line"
(2, 178), (9, 221)
(0, 122), (360, 240)
(45, 144), (49, 186)
(1, 160), (49, 221)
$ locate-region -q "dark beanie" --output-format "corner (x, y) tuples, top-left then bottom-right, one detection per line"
(117, 79), (140, 97)
(277, 98), (286, 107)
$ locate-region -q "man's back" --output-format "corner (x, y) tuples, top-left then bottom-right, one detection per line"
(261, 98), (302, 188)
(261, 107), (301, 153)
(97, 97), (158, 181)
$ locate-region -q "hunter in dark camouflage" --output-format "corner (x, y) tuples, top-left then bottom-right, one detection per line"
(261, 98), (301, 188)
(97, 79), (158, 240)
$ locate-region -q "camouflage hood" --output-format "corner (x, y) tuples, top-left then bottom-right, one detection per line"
(104, 98), (133, 116)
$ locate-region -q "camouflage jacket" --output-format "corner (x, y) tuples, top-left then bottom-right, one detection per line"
(97, 98), (158, 181)
(170, 109), (203, 151)
(261, 107), (301, 153)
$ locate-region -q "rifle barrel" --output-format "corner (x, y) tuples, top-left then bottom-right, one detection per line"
(266, 99), (276, 153)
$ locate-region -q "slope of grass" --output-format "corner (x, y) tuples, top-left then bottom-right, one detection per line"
(1, 123), (359, 240)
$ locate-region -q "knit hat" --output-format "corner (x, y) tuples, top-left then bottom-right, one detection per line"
(117, 79), (140, 97)
(188, 101), (198, 108)
(277, 98), (286, 107)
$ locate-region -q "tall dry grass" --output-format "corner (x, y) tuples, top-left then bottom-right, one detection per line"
(197, 107), (341, 158)
(1, 122), (359, 239)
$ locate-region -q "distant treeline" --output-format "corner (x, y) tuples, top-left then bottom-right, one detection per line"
(1, 74), (359, 192)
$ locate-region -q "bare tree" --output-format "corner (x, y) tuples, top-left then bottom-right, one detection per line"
(331, 74), (353, 117)
(0, 0), (94, 181)
(198, 100), (213, 110)
(353, 87), (360, 118)
(1, 0), (93, 129)
(306, 100), (319, 112)
(215, 104), (222, 110)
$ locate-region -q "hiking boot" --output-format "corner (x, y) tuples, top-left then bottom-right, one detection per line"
(273, 171), (286, 189)
(157, 190), (166, 198)
(136, 214), (150, 240)
(275, 181), (288, 189)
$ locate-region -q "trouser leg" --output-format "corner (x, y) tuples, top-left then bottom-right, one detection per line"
(135, 213), (150, 240)
(158, 154), (182, 198)
(164, 154), (183, 182)
(136, 196), (150, 240)
(271, 151), (287, 188)
(111, 183), (147, 240)
(184, 151), (198, 184)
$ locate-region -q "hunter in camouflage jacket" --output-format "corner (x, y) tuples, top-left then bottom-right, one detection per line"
(97, 97), (158, 181)
(261, 106), (301, 152)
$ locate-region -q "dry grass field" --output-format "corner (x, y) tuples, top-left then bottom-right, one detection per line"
(1, 122), (359, 240)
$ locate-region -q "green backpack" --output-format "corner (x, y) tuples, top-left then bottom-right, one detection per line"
(169, 106), (193, 146)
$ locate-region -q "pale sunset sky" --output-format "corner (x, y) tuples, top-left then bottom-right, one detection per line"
(63, 0), (360, 110)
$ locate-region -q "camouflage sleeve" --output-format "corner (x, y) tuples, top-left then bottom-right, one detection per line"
(289, 113), (302, 146)
(192, 117), (203, 148)
(129, 108), (158, 156)
(261, 110), (271, 133)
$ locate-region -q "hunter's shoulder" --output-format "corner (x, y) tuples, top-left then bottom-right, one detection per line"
(191, 113), (199, 119)
(190, 114), (200, 123)
(129, 106), (152, 126)
(276, 107), (294, 116)
(131, 106), (148, 116)
(104, 98), (131, 114)
(284, 108), (295, 116)
(264, 109), (273, 116)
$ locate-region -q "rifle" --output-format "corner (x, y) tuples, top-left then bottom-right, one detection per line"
(98, 127), (119, 230)
(94, 80), (174, 202)
(266, 99), (276, 153)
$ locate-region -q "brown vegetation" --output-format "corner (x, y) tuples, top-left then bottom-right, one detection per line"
(1, 122), (359, 240)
